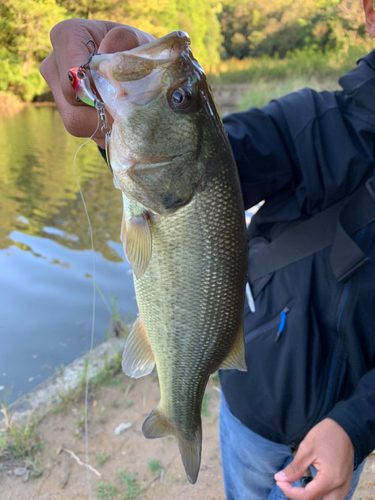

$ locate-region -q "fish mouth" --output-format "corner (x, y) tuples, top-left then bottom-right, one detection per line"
(90, 31), (193, 108)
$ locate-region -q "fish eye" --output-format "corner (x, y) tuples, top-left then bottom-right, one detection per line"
(68, 71), (75, 83)
(169, 86), (192, 111)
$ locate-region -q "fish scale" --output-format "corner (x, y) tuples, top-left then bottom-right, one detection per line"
(91, 30), (248, 484)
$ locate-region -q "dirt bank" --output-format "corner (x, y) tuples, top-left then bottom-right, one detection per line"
(1, 373), (374, 500)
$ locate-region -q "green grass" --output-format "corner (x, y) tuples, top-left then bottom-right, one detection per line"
(96, 482), (118, 500)
(55, 348), (124, 413)
(148, 458), (162, 473)
(0, 399), (44, 464)
(117, 471), (143, 499)
(95, 451), (111, 466)
(238, 76), (340, 111)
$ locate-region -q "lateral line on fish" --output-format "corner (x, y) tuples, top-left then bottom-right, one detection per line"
(72, 114), (100, 500)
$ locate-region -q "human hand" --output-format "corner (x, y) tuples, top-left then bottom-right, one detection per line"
(40, 19), (154, 148)
(274, 418), (355, 500)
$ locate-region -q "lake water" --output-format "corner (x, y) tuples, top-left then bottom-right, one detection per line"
(0, 106), (139, 403)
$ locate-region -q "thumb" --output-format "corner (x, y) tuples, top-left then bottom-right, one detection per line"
(98, 26), (154, 54)
(275, 452), (312, 483)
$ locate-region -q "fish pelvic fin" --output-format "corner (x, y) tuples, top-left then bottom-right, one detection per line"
(123, 211), (152, 279)
(220, 319), (247, 372)
(142, 406), (202, 485)
(122, 315), (155, 378)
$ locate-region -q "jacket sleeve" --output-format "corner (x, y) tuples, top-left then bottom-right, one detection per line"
(223, 108), (296, 210)
(224, 85), (375, 214)
(327, 368), (375, 466)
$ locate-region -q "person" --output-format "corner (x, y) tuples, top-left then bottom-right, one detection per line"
(40, 2), (375, 498)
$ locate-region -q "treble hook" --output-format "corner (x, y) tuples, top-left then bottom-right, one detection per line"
(79, 39), (98, 71)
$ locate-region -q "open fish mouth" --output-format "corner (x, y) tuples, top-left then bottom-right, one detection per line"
(90, 31), (195, 109)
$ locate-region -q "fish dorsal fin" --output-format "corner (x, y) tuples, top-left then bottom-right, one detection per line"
(142, 406), (202, 484)
(220, 320), (247, 372)
(123, 212), (152, 279)
(122, 315), (155, 378)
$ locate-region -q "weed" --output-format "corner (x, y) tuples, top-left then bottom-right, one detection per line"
(95, 451), (111, 466)
(125, 400), (133, 408)
(56, 357), (89, 410)
(75, 409), (85, 432)
(201, 392), (210, 417)
(148, 459), (161, 473)
(211, 371), (220, 383)
(26, 457), (44, 477)
(0, 400), (44, 463)
(111, 401), (120, 409)
(96, 482), (118, 500)
(95, 286), (129, 338)
(117, 471), (143, 499)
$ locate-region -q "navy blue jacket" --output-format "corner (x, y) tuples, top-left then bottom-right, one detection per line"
(220, 51), (375, 465)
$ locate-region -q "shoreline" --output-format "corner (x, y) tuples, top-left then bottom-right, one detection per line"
(0, 336), (125, 428)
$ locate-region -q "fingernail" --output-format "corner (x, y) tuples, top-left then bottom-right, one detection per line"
(275, 471), (286, 481)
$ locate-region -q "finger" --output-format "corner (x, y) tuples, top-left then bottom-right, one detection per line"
(276, 471), (348, 500)
(98, 25), (154, 54)
(275, 452), (313, 484)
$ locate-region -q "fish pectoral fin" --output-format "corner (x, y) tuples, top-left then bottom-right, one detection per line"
(142, 406), (202, 485)
(220, 320), (247, 372)
(123, 212), (152, 279)
(122, 315), (155, 378)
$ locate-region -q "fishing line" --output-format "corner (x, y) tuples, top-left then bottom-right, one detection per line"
(72, 113), (100, 500)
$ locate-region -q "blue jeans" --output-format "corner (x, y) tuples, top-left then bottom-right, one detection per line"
(219, 394), (365, 500)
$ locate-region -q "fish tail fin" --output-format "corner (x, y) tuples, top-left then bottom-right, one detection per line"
(177, 429), (202, 484)
(142, 406), (202, 484)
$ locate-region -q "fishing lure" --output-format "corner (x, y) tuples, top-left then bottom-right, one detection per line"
(68, 40), (111, 168)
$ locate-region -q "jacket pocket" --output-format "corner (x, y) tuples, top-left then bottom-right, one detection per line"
(244, 306), (291, 344)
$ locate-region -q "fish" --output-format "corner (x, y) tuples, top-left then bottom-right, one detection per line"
(90, 31), (248, 484)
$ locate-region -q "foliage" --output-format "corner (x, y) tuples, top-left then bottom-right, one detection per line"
(148, 458), (162, 473)
(96, 482), (119, 500)
(95, 451), (111, 466)
(0, 0), (68, 101)
(0, 398), (44, 462)
(1, 0), (375, 102)
(207, 45), (365, 84)
(219, 0), (373, 60)
(117, 471), (143, 499)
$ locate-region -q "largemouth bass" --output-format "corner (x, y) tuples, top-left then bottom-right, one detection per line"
(90, 31), (248, 484)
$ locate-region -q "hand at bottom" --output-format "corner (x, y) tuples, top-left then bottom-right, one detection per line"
(274, 418), (354, 500)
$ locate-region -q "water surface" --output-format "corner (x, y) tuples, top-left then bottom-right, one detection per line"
(0, 106), (138, 403)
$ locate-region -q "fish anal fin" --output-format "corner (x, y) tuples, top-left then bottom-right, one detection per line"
(220, 321), (247, 372)
(142, 406), (172, 439)
(122, 316), (155, 378)
(142, 406), (202, 484)
(124, 212), (152, 279)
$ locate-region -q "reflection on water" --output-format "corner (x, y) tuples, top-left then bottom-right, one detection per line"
(0, 106), (138, 402)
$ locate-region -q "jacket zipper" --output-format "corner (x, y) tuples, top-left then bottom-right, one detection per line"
(321, 228), (364, 415)
(244, 307), (290, 344)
